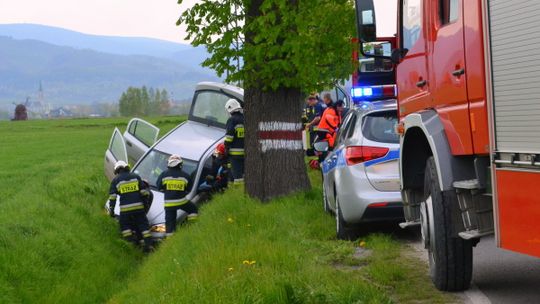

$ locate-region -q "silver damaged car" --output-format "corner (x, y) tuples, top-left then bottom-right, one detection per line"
(104, 82), (243, 237)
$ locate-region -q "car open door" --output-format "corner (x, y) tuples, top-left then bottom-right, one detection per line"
(123, 118), (160, 166)
(104, 128), (128, 181)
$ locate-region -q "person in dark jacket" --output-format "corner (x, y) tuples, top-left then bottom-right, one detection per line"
(108, 160), (154, 252)
(224, 99), (245, 185)
(156, 154), (198, 237)
(303, 95), (324, 156)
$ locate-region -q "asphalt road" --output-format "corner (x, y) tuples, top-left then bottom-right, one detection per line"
(470, 236), (540, 304)
(352, 222), (540, 303)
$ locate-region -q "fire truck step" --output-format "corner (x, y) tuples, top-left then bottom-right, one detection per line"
(399, 220), (420, 229)
(453, 179), (480, 190)
(459, 229), (493, 240)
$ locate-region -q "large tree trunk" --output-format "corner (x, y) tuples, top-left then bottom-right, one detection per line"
(244, 87), (311, 201)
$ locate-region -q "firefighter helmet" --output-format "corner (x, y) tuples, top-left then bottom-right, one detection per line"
(214, 143), (226, 156)
(114, 160), (130, 174)
(225, 99), (242, 114)
(167, 154), (183, 168)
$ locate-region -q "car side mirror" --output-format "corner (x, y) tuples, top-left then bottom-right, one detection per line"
(314, 141), (329, 153)
(391, 48), (408, 64)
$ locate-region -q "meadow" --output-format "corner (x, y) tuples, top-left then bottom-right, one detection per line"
(0, 118), (456, 303)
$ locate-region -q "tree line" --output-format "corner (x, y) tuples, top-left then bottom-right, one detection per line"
(118, 86), (170, 116)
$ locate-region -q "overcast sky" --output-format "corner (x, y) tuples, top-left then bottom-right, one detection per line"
(0, 0), (199, 43)
(0, 0), (396, 43)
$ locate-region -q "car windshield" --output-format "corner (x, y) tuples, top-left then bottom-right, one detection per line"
(361, 110), (399, 144)
(190, 90), (234, 128)
(133, 149), (198, 188)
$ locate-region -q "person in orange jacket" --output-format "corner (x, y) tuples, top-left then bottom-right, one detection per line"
(317, 98), (342, 150)
(314, 98), (344, 166)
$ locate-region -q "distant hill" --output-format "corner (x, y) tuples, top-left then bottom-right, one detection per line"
(0, 23), (214, 71)
(0, 24), (192, 57)
(0, 36), (219, 105)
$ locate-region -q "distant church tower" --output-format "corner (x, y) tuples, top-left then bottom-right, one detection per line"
(37, 81), (44, 107)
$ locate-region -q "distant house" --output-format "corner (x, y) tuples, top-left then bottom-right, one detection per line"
(49, 107), (74, 118)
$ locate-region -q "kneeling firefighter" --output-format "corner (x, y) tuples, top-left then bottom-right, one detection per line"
(198, 143), (230, 194)
(156, 154), (198, 237)
(108, 161), (154, 252)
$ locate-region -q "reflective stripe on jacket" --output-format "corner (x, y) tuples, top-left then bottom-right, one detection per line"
(224, 112), (245, 157)
(156, 167), (192, 209)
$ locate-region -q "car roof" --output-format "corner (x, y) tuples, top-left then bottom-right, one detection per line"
(196, 82), (244, 101)
(352, 99), (397, 116)
(153, 120), (224, 162)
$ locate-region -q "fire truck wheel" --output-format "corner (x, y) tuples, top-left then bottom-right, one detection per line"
(423, 157), (473, 291)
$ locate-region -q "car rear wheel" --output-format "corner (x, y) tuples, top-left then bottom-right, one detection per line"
(422, 157), (473, 291)
(335, 196), (354, 240)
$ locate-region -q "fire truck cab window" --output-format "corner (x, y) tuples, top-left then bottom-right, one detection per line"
(402, 0), (422, 50)
(440, 0), (458, 25)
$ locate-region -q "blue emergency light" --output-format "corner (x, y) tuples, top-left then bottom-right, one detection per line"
(351, 85), (396, 100)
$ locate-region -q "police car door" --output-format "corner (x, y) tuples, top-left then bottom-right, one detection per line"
(104, 128), (129, 181)
(123, 118), (160, 166)
(322, 112), (354, 210)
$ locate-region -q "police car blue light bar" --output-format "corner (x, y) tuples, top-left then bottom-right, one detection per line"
(351, 85), (396, 99)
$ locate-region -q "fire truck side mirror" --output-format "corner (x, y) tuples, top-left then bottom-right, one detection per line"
(355, 0), (377, 43)
(391, 48), (408, 64)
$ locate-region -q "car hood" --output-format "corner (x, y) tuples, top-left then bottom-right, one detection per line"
(153, 120), (225, 161)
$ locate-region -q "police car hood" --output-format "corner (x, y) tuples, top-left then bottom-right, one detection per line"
(153, 120), (225, 161)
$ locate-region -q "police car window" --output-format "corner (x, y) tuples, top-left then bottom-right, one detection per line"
(133, 150), (198, 188)
(361, 111), (399, 144)
(335, 113), (353, 146)
(335, 86), (351, 108)
(191, 91), (231, 126)
(345, 114), (358, 139)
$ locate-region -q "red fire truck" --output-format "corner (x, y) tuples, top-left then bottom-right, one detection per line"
(355, 0), (540, 291)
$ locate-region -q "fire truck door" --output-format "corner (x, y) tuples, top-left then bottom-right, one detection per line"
(396, 0), (430, 118)
(428, 0), (473, 155)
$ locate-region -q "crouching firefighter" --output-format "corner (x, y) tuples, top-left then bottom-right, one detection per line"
(156, 155), (198, 237)
(198, 143), (230, 194)
(108, 161), (154, 253)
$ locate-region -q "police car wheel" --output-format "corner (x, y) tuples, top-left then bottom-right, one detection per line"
(335, 197), (354, 240)
(322, 182), (331, 214)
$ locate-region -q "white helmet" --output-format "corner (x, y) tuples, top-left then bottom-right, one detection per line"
(168, 154), (183, 168)
(225, 99), (242, 114)
(114, 160), (129, 173)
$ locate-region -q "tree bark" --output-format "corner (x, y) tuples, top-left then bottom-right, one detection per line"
(244, 87), (311, 201)
(242, 0), (310, 201)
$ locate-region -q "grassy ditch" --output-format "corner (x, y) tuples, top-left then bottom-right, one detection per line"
(0, 117), (456, 303)
(110, 172), (458, 304)
(0, 117), (183, 303)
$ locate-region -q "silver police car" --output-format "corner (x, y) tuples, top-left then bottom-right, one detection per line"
(320, 101), (403, 239)
(104, 82), (243, 236)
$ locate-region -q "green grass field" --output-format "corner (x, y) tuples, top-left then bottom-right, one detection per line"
(0, 117), (457, 303)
